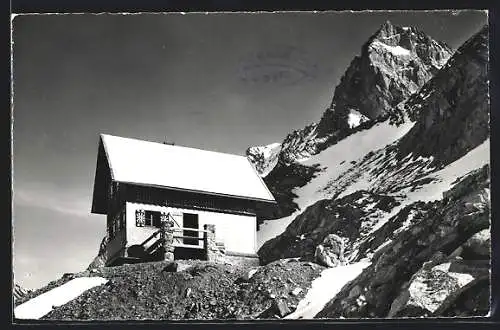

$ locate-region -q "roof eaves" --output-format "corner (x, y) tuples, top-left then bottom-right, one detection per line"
(100, 134), (115, 181)
(116, 180), (277, 203)
(244, 157), (276, 202)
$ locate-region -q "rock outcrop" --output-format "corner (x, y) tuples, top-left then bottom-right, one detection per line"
(258, 191), (401, 264)
(248, 20), (453, 178)
(315, 164), (490, 318)
(314, 234), (347, 267)
(246, 143), (282, 177)
(87, 236), (108, 270)
(13, 283), (31, 304)
(397, 25), (489, 166)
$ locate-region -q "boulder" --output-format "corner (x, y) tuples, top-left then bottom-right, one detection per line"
(314, 234), (346, 267)
(460, 228), (490, 260)
(273, 298), (291, 317)
(238, 268), (259, 282)
(433, 274), (490, 317)
(388, 256), (489, 318)
(162, 261), (178, 273)
(388, 263), (463, 317)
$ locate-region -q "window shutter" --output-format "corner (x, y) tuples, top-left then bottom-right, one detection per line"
(135, 209), (145, 227)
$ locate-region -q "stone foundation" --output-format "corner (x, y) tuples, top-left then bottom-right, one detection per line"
(220, 252), (260, 267)
(160, 216), (175, 262)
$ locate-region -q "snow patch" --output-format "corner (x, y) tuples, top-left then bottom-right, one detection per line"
(448, 272), (475, 287)
(373, 239), (393, 253)
(401, 138), (490, 204)
(251, 142), (281, 159)
(14, 277), (108, 320)
(285, 260), (371, 319)
(371, 40), (412, 56)
(257, 121), (414, 248)
(432, 262), (452, 272)
(347, 109), (369, 129)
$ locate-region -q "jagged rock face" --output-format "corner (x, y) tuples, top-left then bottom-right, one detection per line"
(315, 165), (490, 318)
(314, 234), (347, 268)
(257, 162), (323, 223)
(388, 257), (489, 317)
(433, 274), (490, 317)
(316, 21), (452, 138)
(397, 25), (489, 166)
(87, 236), (108, 270)
(246, 143), (282, 177)
(13, 284), (31, 303)
(258, 191), (401, 264)
(248, 21), (452, 178)
(461, 228), (490, 260)
(279, 123), (324, 164)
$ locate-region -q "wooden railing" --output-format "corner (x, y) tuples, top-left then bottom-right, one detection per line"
(140, 229), (161, 247)
(138, 213), (209, 251)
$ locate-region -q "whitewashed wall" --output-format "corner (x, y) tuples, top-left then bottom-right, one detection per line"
(125, 202), (168, 251)
(125, 202), (257, 255)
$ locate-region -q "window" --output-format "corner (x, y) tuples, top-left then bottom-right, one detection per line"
(144, 210), (162, 228)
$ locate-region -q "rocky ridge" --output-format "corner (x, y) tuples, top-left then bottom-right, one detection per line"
(397, 25), (489, 166)
(257, 25), (490, 318)
(247, 21), (453, 177)
(315, 164), (490, 318)
(13, 284), (31, 304)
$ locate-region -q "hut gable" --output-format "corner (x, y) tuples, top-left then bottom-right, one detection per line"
(91, 134), (276, 215)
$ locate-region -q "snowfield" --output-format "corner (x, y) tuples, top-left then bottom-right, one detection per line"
(285, 260), (371, 319)
(14, 277), (108, 320)
(371, 40), (412, 57)
(257, 120), (415, 248)
(258, 124), (489, 250)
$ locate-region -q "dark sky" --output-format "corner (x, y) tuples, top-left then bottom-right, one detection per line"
(12, 10), (487, 289)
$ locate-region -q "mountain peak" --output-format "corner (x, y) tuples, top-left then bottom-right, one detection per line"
(376, 20), (396, 38)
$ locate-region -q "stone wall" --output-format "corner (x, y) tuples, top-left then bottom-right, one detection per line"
(220, 252), (260, 267)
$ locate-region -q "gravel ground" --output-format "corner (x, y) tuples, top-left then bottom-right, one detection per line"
(34, 258), (324, 320)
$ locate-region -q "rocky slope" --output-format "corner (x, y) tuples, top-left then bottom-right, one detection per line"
(315, 164), (490, 318)
(257, 25), (490, 318)
(250, 21), (453, 227)
(30, 259), (324, 320)
(248, 20), (453, 178)
(397, 25), (489, 166)
(258, 24), (488, 249)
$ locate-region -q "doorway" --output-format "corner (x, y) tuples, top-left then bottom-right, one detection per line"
(183, 213), (199, 246)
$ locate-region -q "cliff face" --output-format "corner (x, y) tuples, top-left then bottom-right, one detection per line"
(397, 25), (489, 166)
(316, 165), (490, 318)
(87, 236), (108, 270)
(256, 24), (489, 319)
(13, 283), (31, 303)
(317, 21), (452, 137)
(248, 21), (453, 177)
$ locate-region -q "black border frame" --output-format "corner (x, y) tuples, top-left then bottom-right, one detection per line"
(6, 0), (500, 329)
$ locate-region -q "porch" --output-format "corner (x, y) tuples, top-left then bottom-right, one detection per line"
(107, 213), (223, 267)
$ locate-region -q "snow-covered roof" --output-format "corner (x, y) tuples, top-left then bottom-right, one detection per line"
(98, 134), (276, 203)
